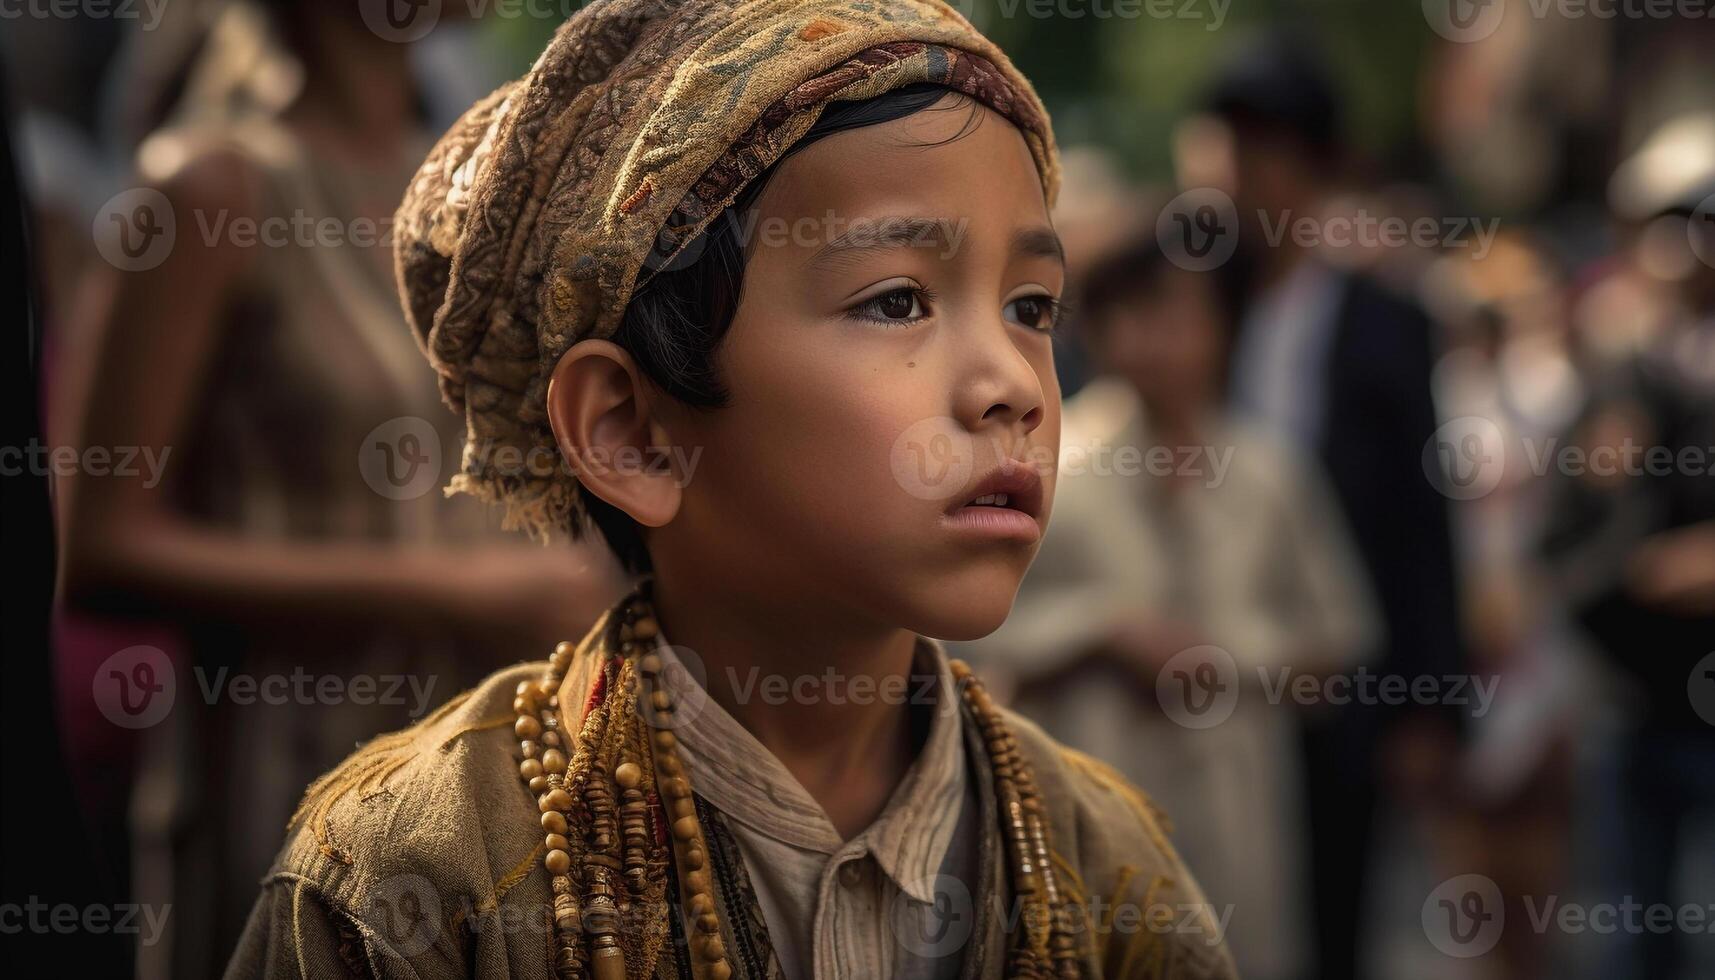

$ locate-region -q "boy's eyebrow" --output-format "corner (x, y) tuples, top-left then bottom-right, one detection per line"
(805, 216), (1067, 270)
(808, 216), (956, 271)
(1013, 225), (1065, 266)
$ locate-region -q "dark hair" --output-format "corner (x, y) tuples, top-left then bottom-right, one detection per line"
(585, 83), (983, 573)
(1074, 230), (1240, 344)
(1200, 30), (1343, 164)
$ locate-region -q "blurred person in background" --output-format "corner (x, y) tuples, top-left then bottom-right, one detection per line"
(1536, 120), (1715, 979)
(1424, 233), (1588, 980)
(960, 230), (1379, 980)
(1181, 31), (1467, 980)
(50, 2), (625, 975)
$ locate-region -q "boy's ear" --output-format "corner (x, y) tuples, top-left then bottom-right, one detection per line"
(545, 340), (681, 529)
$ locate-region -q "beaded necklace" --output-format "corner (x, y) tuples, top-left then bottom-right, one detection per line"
(514, 583), (1083, 979)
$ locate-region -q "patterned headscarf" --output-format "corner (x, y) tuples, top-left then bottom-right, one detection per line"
(393, 0), (1060, 538)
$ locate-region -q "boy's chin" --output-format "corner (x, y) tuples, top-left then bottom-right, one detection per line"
(900, 573), (1025, 642)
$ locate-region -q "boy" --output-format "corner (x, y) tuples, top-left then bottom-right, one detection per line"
(227, 3), (1237, 978)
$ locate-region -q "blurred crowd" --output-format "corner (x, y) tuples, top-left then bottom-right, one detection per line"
(960, 17), (1715, 980)
(5, 2), (1714, 979)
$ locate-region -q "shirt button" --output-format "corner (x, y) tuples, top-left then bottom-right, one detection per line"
(838, 862), (863, 887)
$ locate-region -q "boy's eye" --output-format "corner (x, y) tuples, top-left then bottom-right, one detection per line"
(1006, 294), (1062, 332)
(849, 286), (928, 325)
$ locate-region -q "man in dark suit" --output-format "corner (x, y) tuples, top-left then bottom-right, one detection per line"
(1193, 33), (1467, 980)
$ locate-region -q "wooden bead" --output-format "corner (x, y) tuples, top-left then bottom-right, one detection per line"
(520, 740), (539, 759)
(541, 811), (568, 835)
(542, 789), (574, 812)
(672, 797), (695, 821)
(661, 776), (689, 799)
(685, 869), (710, 895)
(657, 754), (681, 777)
(590, 945), (626, 980)
(640, 654), (662, 674)
(708, 960), (732, 980)
(672, 816), (699, 841)
(520, 758), (543, 780)
(697, 912), (720, 934)
(699, 935), (725, 961)
(633, 617), (658, 640)
(541, 749), (567, 774)
(614, 762), (641, 790)
(554, 899), (579, 930)
(654, 731), (676, 752)
(541, 730), (562, 748)
(545, 849), (571, 874)
(545, 833), (569, 852)
(555, 641), (576, 658)
(651, 690), (672, 711)
(684, 845), (705, 870)
(515, 716), (542, 740)
(528, 776), (548, 794)
(689, 893), (714, 916)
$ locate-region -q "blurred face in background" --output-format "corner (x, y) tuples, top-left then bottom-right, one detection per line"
(1174, 113), (1328, 249)
(1092, 267), (1226, 419)
(1228, 122), (1330, 250)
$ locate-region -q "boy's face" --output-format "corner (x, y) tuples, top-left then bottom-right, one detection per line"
(653, 94), (1063, 640)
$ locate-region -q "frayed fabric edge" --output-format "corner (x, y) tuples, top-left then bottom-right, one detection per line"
(445, 471), (584, 544)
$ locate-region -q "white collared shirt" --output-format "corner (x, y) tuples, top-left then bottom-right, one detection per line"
(1229, 257), (1346, 449)
(651, 636), (977, 980)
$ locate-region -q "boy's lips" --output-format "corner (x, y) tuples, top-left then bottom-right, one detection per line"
(941, 459), (1044, 543)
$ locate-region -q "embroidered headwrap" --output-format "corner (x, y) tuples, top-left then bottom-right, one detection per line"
(393, 0), (1060, 539)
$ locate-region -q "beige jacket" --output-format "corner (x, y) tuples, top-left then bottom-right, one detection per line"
(224, 611), (1239, 980)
